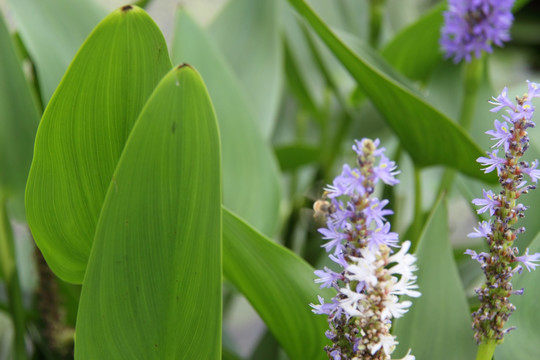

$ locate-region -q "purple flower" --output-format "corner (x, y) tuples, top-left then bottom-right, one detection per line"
(513, 101), (536, 123)
(490, 87), (517, 113)
(364, 198), (393, 227)
(329, 253), (349, 268)
(467, 221), (493, 239)
(465, 249), (490, 264)
(472, 189), (499, 216)
(340, 164), (366, 196)
(373, 154), (400, 185)
(477, 150), (506, 175)
(522, 160), (540, 183)
(440, 0), (515, 63)
(328, 200), (354, 228)
(527, 80), (540, 98)
(310, 295), (340, 316)
(319, 222), (347, 254)
(314, 267), (343, 288)
(516, 248), (540, 272)
(486, 119), (512, 152)
(367, 222), (399, 250)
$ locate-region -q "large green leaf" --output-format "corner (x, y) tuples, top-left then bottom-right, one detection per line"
(495, 232), (540, 360)
(0, 13), (40, 207)
(75, 64), (222, 359)
(7, 0), (107, 104)
(381, 3), (444, 82)
(393, 196), (476, 359)
(25, 5), (172, 283)
(209, 0), (282, 137)
(287, 0), (488, 180)
(172, 10), (281, 237)
(223, 209), (330, 360)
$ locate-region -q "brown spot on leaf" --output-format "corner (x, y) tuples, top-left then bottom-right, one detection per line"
(176, 63), (193, 70)
(121, 5), (133, 12)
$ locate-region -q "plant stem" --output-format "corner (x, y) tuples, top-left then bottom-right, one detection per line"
(410, 165), (423, 251)
(369, 0), (386, 48)
(0, 193), (28, 360)
(475, 340), (497, 360)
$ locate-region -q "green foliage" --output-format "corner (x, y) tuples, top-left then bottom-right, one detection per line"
(75, 65), (222, 359)
(25, 6), (172, 283)
(393, 196), (477, 359)
(209, 0), (283, 137)
(381, 3), (445, 82)
(287, 0), (489, 180)
(7, 0), (106, 104)
(0, 13), (40, 217)
(2, 0), (540, 359)
(171, 10), (282, 237)
(223, 209), (330, 360)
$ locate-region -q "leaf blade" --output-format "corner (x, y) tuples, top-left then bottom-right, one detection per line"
(172, 10), (282, 236)
(223, 209), (330, 360)
(7, 0), (107, 104)
(209, 0), (283, 137)
(0, 13), (40, 208)
(393, 196), (477, 359)
(75, 65), (222, 359)
(287, 0), (488, 180)
(25, 5), (173, 283)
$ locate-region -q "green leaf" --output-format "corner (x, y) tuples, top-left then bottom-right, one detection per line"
(250, 330), (280, 360)
(287, 0), (488, 180)
(275, 143), (319, 171)
(393, 195), (477, 359)
(494, 231), (540, 360)
(223, 209), (330, 360)
(75, 65), (222, 359)
(25, 5), (172, 283)
(0, 13), (40, 208)
(381, 3), (444, 81)
(209, 0), (282, 137)
(7, 0), (107, 104)
(172, 10), (282, 237)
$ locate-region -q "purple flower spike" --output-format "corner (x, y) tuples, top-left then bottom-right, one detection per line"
(469, 81), (540, 344)
(312, 139), (417, 359)
(440, 0), (515, 63)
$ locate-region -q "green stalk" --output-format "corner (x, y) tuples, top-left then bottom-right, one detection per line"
(410, 165), (423, 251)
(369, 0), (386, 48)
(0, 193), (28, 360)
(436, 57), (484, 197)
(475, 340), (496, 360)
